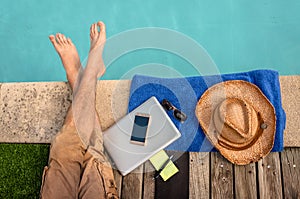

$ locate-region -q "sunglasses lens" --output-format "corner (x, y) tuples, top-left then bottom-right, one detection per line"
(161, 99), (173, 111)
(174, 109), (187, 122)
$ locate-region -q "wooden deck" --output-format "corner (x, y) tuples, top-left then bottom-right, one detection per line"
(112, 147), (300, 199)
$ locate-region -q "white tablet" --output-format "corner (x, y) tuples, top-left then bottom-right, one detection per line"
(103, 96), (181, 176)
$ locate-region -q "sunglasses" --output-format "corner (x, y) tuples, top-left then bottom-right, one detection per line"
(161, 99), (187, 122)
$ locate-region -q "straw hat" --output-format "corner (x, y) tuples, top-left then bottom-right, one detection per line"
(195, 80), (276, 165)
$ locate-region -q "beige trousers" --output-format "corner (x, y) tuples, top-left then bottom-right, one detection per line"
(40, 110), (118, 199)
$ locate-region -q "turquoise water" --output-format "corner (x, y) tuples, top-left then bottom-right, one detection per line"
(1, 0), (300, 83)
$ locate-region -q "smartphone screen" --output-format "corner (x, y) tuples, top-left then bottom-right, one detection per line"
(130, 113), (151, 145)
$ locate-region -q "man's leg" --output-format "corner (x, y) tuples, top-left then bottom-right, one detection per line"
(72, 21), (118, 199)
(40, 33), (85, 198)
(72, 21), (106, 154)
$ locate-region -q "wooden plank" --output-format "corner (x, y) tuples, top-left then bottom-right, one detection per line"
(189, 152), (209, 199)
(280, 148), (300, 199)
(258, 152), (283, 199)
(121, 165), (144, 199)
(155, 151), (189, 199)
(211, 152), (234, 199)
(234, 163), (257, 199)
(143, 161), (155, 199)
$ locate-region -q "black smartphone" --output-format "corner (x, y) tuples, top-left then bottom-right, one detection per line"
(130, 113), (151, 146)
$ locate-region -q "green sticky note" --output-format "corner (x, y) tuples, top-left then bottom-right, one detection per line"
(149, 150), (179, 181)
(160, 161), (179, 181)
(149, 150), (169, 170)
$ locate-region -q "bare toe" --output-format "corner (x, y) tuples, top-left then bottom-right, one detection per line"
(90, 25), (94, 39)
(55, 33), (62, 45)
(61, 34), (68, 45)
(49, 35), (59, 48)
(49, 34), (55, 42)
(56, 33), (65, 45)
(67, 38), (72, 45)
(97, 21), (106, 38)
(97, 21), (105, 30)
(90, 23), (97, 39)
(93, 24), (97, 36)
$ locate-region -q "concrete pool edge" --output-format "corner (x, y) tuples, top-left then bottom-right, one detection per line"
(0, 76), (299, 147)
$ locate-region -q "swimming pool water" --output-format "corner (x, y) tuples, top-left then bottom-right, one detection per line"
(0, 0), (300, 83)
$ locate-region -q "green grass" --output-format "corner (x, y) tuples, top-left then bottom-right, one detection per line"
(0, 144), (50, 199)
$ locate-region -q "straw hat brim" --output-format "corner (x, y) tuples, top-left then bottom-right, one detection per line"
(195, 80), (276, 165)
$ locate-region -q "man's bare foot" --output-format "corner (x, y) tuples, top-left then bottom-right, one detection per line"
(87, 21), (106, 78)
(49, 33), (81, 89)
